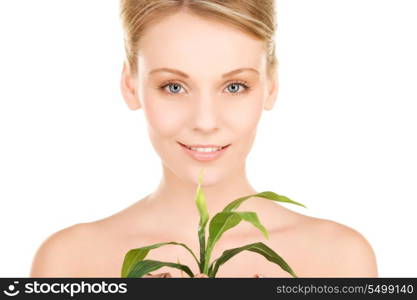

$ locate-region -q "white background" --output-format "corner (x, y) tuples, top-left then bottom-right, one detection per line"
(0, 0), (416, 277)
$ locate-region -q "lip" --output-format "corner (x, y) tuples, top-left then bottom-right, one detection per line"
(178, 142), (229, 148)
(178, 141), (231, 161)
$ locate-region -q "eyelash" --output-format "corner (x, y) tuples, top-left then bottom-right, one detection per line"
(157, 80), (252, 96)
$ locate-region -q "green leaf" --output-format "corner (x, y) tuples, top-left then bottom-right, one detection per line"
(206, 212), (242, 251)
(127, 259), (194, 278)
(177, 257), (185, 278)
(206, 211), (269, 252)
(121, 242), (199, 278)
(235, 211), (269, 240)
(223, 191), (306, 212)
(209, 242), (297, 278)
(195, 168), (210, 273)
(208, 262), (214, 276)
(203, 211), (270, 273)
(196, 168), (209, 228)
(203, 211), (242, 273)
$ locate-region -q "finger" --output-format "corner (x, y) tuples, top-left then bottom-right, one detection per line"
(155, 272), (172, 278)
(253, 274), (264, 278)
(143, 272), (172, 278)
(194, 273), (209, 278)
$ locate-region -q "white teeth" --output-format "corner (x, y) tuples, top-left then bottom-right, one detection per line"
(188, 146), (222, 152)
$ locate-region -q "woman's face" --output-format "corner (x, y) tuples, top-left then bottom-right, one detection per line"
(121, 11), (278, 186)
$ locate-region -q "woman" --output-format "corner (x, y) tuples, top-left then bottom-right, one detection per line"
(30, 0), (378, 278)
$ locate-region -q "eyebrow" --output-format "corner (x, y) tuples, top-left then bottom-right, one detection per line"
(149, 67), (259, 78)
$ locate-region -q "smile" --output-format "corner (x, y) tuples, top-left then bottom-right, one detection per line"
(177, 141), (231, 161)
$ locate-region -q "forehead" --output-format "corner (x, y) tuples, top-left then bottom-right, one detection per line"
(138, 11), (267, 77)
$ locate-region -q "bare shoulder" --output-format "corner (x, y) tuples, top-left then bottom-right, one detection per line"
(294, 215), (378, 277)
(30, 222), (98, 277)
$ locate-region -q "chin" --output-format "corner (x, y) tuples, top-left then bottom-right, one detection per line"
(187, 165), (227, 187)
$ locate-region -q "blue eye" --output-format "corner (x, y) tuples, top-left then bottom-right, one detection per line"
(226, 82), (249, 94)
(159, 81), (251, 96)
(165, 83), (183, 94)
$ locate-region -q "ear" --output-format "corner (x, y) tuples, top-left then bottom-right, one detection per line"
(120, 61), (141, 110)
(263, 71), (278, 111)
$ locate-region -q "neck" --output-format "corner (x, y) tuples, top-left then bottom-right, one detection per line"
(147, 162), (258, 215)
(136, 162), (269, 238)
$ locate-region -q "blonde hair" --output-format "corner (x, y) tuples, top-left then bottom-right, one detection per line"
(119, 0), (278, 78)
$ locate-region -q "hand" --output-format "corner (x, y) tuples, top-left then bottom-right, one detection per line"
(194, 273), (264, 278)
(143, 272), (172, 278)
(143, 272), (207, 278)
(142, 272), (264, 278)
(194, 273), (209, 278)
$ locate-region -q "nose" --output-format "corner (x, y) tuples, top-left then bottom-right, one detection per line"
(192, 93), (219, 133)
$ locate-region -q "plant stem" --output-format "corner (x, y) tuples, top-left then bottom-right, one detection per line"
(202, 245), (213, 275)
(198, 227), (206, 273)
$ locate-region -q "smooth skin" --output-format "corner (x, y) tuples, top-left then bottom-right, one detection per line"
(30, 11), (378, 278)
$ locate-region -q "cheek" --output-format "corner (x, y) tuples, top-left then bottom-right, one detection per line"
(224, 98), (263, 136)
(143, 98), (188, 137)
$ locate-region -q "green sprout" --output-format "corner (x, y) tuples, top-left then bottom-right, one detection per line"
(120, 168), (306, 278)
